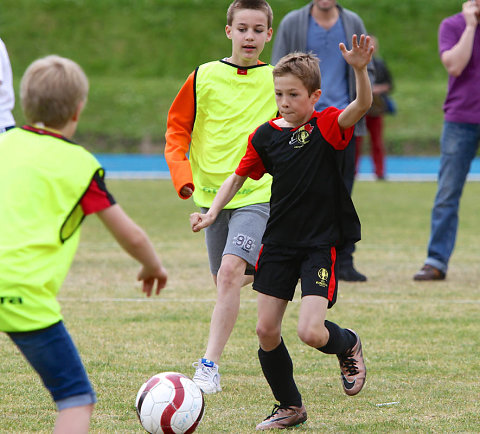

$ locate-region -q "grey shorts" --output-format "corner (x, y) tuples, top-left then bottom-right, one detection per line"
(201, 203), (269, 276)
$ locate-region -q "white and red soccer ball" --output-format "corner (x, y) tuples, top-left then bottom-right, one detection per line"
(135, 372), (205, 434)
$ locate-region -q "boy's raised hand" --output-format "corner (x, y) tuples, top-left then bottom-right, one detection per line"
(339, 34), (374, 70)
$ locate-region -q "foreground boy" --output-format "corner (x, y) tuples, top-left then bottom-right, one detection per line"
(0, 55), (167, 433)
(165, 0), (278, 394)
(191, 36), (373, 430)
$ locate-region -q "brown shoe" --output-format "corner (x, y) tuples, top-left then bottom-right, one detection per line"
(413, 265), (445, 281)
(337, 330), (366, 396)
(256, 404), (307, 430)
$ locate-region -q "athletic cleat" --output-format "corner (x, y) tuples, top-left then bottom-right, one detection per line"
(337, 330), (366, 396)
(256, 404), (307, 430)
(192, 358), (222, 394)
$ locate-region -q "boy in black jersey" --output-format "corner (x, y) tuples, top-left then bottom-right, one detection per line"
(190, 35), (373, 431)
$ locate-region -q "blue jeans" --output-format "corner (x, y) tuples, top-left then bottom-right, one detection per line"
(425, 121), (480, 273)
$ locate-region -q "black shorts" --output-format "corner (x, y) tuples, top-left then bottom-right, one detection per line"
(253, 244), (338, 308)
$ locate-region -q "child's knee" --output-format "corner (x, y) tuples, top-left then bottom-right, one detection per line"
(298, 324), (329, 348)
(256, 322), (280, 343)
(217, 256), (245, 286)
(256, 323), (270, 340)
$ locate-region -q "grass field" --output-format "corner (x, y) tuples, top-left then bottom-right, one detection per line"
(1, 179), (480, 433)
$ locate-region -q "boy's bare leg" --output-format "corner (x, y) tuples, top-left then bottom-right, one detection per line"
(54, 404), (93, 434)
(193, 254), (250, 394)
(298, 296), (366, 396)
(204, 254), (249, 363)
(242, 274), (254, 287)
(256, 292), (288, 350)
(212, 273), (252, 287)
(297, 296), (329, 348)
(255, 293), (307, 431)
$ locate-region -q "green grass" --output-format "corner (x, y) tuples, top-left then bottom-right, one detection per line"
(1, 179), (480, 433)
(1, 0), (461, 153)
(1, 0), (458, 80)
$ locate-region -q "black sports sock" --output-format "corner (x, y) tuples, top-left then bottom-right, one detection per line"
(258, 338), (302, 408)
(317, 320), (356, 355)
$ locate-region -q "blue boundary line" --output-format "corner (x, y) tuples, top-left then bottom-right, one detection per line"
(95, 155), (480, 181)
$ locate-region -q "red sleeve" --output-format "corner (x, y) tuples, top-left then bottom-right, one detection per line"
(316, 107), (354, 150)
(235, 131), (267, 180)
(164, 71), (196, 198)
(80, 171), (116, 215)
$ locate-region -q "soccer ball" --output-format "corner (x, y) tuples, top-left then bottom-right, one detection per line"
(135, 372), (205, 434)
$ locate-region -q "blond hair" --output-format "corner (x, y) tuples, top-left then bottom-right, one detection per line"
(273, 52), (321, 95)
(20, 55), (89, 128)
(227, 0), (273, 28)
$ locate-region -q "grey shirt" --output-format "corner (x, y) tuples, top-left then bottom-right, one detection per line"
(271, 2), (375, 136)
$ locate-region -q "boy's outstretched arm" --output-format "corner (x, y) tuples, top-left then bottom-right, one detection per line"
(338, 34), (374, 130)
(190, 173), (247, 232)
(165, 72), (196, 199)
(97, 204), (168, 297)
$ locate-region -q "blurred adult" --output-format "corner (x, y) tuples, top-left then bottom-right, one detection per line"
(271, 0), (375, 281)
(0, 38), (15, 133)
(414, 0), (480, 281)
(355, 35), (394, 181)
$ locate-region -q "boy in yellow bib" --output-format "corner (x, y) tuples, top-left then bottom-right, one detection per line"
(0, 55), (167, 433)
(165, 0), (277, 394)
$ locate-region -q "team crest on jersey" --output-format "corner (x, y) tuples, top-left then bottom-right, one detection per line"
(289, 123), (314, 149)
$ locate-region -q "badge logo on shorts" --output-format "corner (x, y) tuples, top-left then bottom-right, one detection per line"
(289, 123), (314, 149)
(316, 268), (329, 287)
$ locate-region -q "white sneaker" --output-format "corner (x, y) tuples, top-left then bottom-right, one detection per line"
(192, 358), (222, 394)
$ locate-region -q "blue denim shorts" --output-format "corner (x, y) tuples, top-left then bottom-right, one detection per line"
(7, 321), (97, 410)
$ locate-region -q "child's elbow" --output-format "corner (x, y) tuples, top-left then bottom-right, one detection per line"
(359, 97), (372, 115)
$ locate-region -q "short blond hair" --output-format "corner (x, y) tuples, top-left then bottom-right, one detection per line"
(227, 0), (273, 28)
(273, 52), (321, 95)
(20, 55), (89, 128)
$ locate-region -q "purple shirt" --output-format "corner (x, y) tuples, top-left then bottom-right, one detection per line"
(439, 13), (480, 124)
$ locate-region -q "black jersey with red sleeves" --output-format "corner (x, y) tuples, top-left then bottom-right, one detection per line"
(236, 107), (360, 248)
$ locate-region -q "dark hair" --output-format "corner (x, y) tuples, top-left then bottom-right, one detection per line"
(227, 0), (273, 28)
(273, 52), (321, 95)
